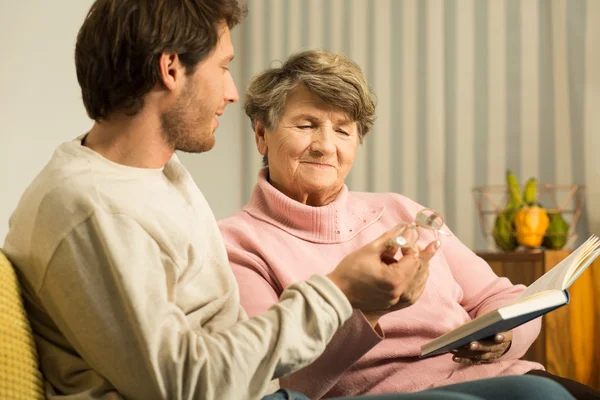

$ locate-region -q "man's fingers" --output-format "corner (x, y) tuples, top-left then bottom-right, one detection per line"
(372, 224), (411, 254)
(386, 253), (421, 281)
(419, 240), (441, 262)
(401, 239), (440, 259)
(400, 245), (418, 257)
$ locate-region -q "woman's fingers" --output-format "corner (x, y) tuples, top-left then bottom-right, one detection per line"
(450, 338), (511, 364)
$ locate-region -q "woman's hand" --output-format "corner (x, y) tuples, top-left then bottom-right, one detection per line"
(451, 331), (513, 364)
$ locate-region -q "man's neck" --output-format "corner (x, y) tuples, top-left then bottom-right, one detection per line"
(83, 109), (174, 169)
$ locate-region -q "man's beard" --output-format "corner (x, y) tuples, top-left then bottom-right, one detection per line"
(160, 83), (216, 153)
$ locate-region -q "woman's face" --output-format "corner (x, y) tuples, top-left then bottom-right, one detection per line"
(255, 86), (360, 206)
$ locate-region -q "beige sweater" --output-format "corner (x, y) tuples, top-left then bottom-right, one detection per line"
(3, 137), (352, 400)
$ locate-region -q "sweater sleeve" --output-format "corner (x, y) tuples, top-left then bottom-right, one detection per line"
(226, 244), (382, 399)
(37, 212), (353, 400)
(439, 230), (542, 359)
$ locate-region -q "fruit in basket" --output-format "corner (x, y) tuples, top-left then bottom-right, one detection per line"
(522, 177), (540, 206)
(515, 206), (549, 248)
(493, 213), (518, 251)
(543, 211), (570, 249)
(492, 170), (521, 251)
(506, 170), (523, 209)
(514, 178), (549, 248)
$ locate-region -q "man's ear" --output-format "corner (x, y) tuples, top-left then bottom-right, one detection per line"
(254, 120), (268, 156)
(158, 52), (182, 91)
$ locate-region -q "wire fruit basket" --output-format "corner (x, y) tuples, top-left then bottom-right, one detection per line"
(472, 184), (586, 251)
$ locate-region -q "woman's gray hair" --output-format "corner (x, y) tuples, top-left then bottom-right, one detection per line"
(244, 49), (376, 166)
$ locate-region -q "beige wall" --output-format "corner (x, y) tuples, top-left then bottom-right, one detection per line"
(0, 1), (94, 243)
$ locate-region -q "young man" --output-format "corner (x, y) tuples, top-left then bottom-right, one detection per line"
(2, 1), (575, 400)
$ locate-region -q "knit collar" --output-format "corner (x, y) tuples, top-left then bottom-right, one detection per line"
(243, 168), (384, 244)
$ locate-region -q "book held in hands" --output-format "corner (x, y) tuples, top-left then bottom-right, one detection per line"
(420, 235), (600, 358)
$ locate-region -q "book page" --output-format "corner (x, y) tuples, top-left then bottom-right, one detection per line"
(565, 247), (600, 287)
(516, 235), (600, 301)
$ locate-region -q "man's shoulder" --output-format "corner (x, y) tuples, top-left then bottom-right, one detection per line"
(20, 146), (104, 219)
(5, 140), (150, 260)
(3, 142), (106, 286)
(14, 139), (171, 222)
(20, 143), (86, 201)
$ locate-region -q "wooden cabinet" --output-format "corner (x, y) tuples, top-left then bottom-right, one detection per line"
(476, 250), (600, 390)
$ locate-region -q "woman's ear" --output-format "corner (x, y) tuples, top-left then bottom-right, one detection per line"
(254, 120), (268, 156)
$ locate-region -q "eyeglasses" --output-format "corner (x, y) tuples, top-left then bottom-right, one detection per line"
(386, 208), (452, 251)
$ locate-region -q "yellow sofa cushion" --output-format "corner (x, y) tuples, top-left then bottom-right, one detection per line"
(0, 250), (45, 400)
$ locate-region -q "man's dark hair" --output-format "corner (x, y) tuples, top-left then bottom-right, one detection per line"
(75, 0), (244, 121)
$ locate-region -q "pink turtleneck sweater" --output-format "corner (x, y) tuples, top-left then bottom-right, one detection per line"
(218, 169), (543, 399)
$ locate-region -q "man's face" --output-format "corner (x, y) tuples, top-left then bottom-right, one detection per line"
(161, 23), (238, 153)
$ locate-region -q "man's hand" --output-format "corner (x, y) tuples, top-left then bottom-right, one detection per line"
(327, 225), (439, 314)
(361, 239), (440, 327)
(450, 331), (513, 364)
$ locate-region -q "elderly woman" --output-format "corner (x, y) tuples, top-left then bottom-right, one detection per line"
(218, 50), (597, 400)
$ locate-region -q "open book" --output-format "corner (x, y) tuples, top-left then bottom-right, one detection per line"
(420, 235), (600, 358)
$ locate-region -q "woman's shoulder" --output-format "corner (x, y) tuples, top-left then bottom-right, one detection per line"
(218, 210), (262, 242)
